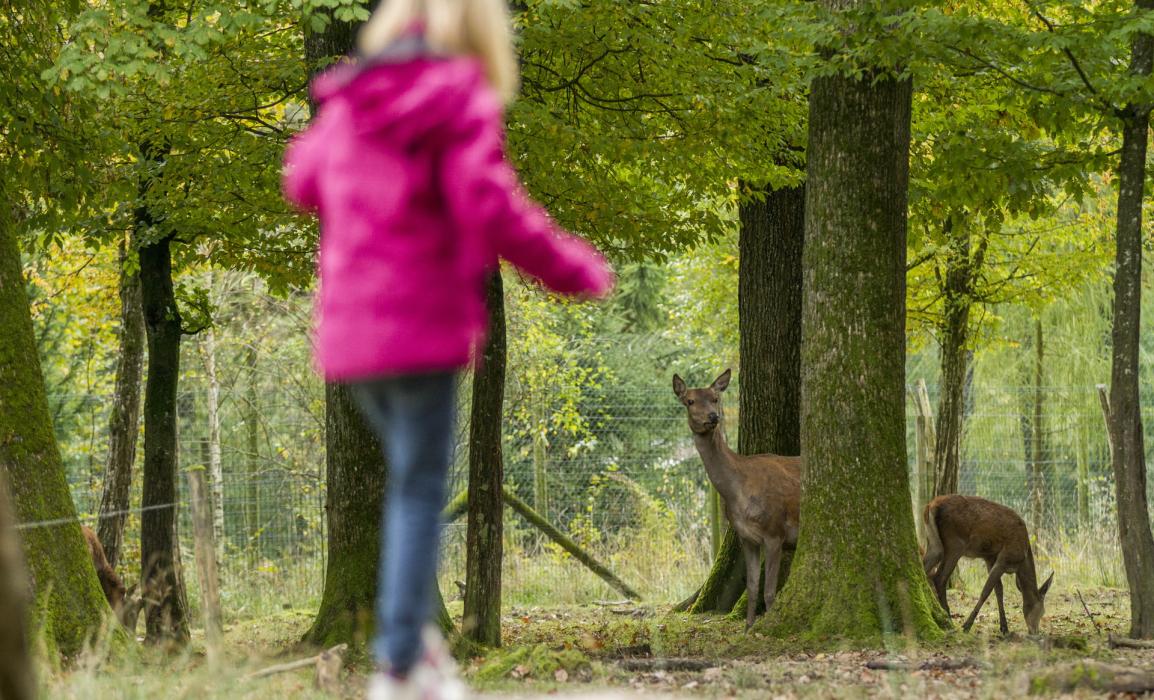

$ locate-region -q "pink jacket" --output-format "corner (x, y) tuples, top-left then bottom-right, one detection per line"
(283, 54), (614, 381)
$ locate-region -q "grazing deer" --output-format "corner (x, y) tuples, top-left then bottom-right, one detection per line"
(672, 369), (801, 628)
(921, 494), (1054, 634)
(82, 525), (142, 630)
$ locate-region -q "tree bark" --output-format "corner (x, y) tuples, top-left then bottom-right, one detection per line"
(766, 56), (945, 639)
(139, 225), (191, 645)
(1023, 318), (1048, 531)
(305, 381), (386, 647)
(931, 218), (974, 499)
(301, 5), (391, 648)
(687, 184), (804, 615)
(1108, 4), (1154, 637)
(243, 340), (261, 561)
(464, 272), (507, 647)
(201, 326), (225, 566)
(0, 207), (111, 658)
(0, 472), (32, 700)
(97, 239), (145, 570)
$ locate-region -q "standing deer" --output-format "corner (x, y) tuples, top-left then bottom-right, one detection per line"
(673, 369), (801, 628)
(922, 494), (1054, 634)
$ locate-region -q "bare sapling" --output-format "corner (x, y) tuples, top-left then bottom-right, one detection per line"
(672, 369), (801, 627)
(922, 494), (1054, 634)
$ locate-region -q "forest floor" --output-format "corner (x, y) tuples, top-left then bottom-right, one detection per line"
(44, 586), (1154, 699)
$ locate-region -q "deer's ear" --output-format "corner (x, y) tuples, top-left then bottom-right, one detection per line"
(672, 374), (687, 399)
(1039, 572), (1054, 598)
(712, 369), (732, 393)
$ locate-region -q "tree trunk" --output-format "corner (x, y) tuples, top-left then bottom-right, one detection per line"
(0, 471), (32, 700)
(305, 382), (386, 646)
(1025, 318), (1048, 531)
(97, 238), (145, 570)
(0, 209), (111, 658)
(301, 6), (391, 648)
(688, 183), (804, 614)
(138, 225), (190, 645)
(1108, 7), (1154, 637)
(931, 218), (971, 499)
(201, 326), (225, 566)
(464, 272), (506, 647)
(767, 57), (945, 639)
(243, 341), (261, 561)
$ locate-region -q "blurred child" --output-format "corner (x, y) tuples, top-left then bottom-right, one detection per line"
(282, 0), (614, 697)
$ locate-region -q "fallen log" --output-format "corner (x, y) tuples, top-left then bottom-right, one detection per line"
(1108, 634), (1154, 650)
(1030, 661), (1154, 694)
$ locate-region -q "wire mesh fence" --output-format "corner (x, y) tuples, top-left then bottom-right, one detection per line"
(46, 380), (1150, 624)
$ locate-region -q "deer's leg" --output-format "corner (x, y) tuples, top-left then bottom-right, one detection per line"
(985, 561), (1008, 635)
(962, 561), (1006, 632)
(740, 539), (762, 629)
(933, 548), (964, 616)
(762, 536), (784, 613)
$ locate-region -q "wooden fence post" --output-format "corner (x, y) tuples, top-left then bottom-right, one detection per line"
(187, 466), (223, 652)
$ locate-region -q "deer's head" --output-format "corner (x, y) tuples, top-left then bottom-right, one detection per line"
(1023, 571), (1054, 634)
(672, 369), (730, 435)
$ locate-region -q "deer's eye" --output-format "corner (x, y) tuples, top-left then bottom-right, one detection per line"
(686, 399), (695, 406)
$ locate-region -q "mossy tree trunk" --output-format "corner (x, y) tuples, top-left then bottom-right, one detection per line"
(765, 45), (945, 640)
(97, 239), (145, 570)
(299, 7), (456, 646)
(0, 472), (32, 700)
(0, 209), (111, 659)
(464, 273), (507, 647)
(306, 381), (386, 646)
(302, 6), (384, 648)
(1107, 4), (1154, 638)
(687, 183), (804, 615)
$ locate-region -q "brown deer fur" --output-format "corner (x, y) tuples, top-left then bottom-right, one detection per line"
(82, 525), (128, 616)
(673, 369), (801, 627)
(922, 494), (1054, 634)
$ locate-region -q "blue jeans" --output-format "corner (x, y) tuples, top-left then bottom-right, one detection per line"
(351, 372), (458, 673)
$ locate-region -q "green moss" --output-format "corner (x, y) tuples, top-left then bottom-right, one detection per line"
(0, 221), (117, 661)
(474, 644), (592, 682)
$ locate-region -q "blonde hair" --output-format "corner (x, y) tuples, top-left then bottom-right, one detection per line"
(358, 0), (519, 104)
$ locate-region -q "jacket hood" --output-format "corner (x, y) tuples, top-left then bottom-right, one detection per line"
(310, 45), (496, 145)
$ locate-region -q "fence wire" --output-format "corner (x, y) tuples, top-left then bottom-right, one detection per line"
(45, 383), (1151, 620)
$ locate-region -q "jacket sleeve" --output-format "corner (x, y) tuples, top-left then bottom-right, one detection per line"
(440, 108), (614, 298)
(282, 118), (328, 212)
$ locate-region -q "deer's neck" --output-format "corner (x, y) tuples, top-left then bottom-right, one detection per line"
(693, 427), (743, 503)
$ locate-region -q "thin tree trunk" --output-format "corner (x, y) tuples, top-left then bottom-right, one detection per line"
(244, 341), (261, 561)
(1028, 318), (1048, 531)
(932, 218), (971, 499)
(687, 183), (804, 615)
(768, 52), (944, 638)
(97, 238), (145, 570)
(139, 226), (190, 645)
(0, 207), (111, 658)
(1108, 4), (1154, 637)
(464, 272), (506, 647)
(202, 326), (225, 566)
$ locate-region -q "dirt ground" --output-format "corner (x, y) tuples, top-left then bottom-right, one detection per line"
(471, 587), (1153, 699)
(44, 587), (1154, 698)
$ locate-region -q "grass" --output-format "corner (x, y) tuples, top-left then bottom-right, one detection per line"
(40, 524), (1147, 698)
(41, 584), (1153, 699)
